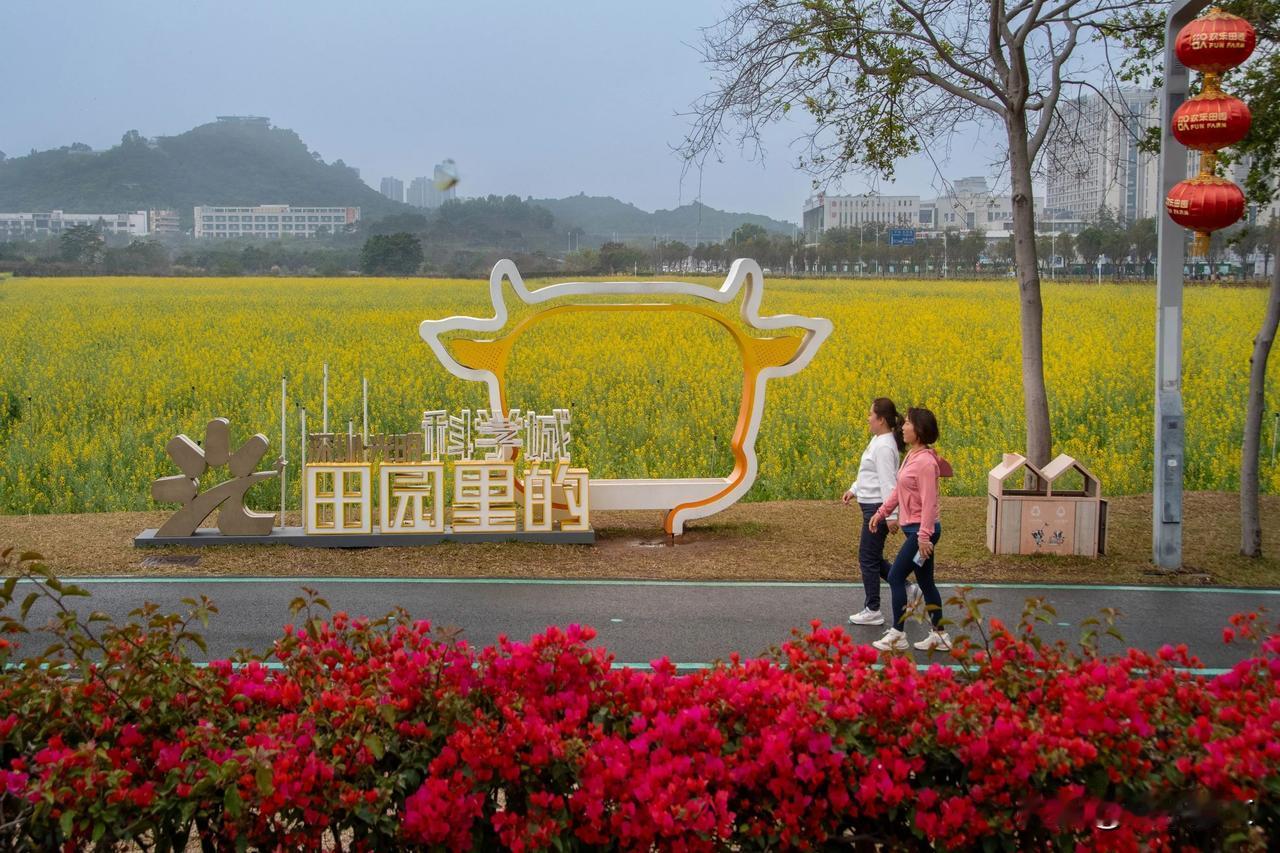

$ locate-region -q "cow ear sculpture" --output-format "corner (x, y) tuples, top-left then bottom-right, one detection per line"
(420, 259), (832, 535)
(152, 418), (282, 537)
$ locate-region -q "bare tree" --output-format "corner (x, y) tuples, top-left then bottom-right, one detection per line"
(682, 0), (1147, 467)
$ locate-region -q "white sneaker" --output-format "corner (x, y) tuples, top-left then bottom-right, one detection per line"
(872, 628), (909, 651)
(914, 630), (952, 651)
(848, 608), (885, 626)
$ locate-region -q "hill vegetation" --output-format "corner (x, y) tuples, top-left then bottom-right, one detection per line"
(530, 194), (796, 243)
(0, 119), (406, 226)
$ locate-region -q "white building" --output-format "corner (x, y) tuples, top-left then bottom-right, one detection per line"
(379, 177), (404, 203)
(1045, 88), (1162, 224)
(923, 177), (1043, 238)
(193, 205), (359, 239)
(803, 192), (919, 243)
(0, 210), (148, 241)
(803, 177), (1042, 244)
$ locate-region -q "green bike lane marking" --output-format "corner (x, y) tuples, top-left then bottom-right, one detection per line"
(28, 577), (1280, 595)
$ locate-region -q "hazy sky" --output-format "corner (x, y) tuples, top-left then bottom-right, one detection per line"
(2, 0), (1006, 223)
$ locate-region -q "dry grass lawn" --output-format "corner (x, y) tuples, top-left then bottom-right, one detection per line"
(2, 493), (1279, 588)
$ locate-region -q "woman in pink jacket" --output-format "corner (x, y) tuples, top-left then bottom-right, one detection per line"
(868, 407), (953, 652)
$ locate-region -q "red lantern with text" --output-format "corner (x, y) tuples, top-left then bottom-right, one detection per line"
(1171, 93), (1251, 152)
(1166, 8), (1256, 259)
(1166, 176), (1246, 257)
(1174, 9), (1256, 73)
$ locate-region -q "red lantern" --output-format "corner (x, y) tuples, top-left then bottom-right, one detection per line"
(1172, 93), (1252, 151)
(1165, 175), (1245, 256)
(1175, 9), (1256, 73)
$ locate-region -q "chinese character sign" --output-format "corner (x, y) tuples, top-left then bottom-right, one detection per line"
(301, 407), (588, 535)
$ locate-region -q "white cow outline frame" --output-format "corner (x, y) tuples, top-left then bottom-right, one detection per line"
(420, 258), (832, 534)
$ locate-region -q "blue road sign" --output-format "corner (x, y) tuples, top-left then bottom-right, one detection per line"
(889, 228), (916, 246)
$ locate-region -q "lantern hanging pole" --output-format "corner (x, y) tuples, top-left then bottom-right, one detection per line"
(1154, 0), (1212, 571)
(300, 406), (307, 522)
(280, 376), (288, 528)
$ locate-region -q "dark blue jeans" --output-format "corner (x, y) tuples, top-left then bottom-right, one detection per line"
(888, 522), (943, 631)
(857, 503), (892, 611)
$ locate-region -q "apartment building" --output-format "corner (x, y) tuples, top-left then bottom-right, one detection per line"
(1045, 88), (1162, 224)
(379, 177), (404, 203)
(406, 163), (459, 209)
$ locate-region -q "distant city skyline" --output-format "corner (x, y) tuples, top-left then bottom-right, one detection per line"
(5, 1), (1034, 223)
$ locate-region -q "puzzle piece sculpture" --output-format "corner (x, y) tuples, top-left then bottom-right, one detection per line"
(152, 418), (282, 537)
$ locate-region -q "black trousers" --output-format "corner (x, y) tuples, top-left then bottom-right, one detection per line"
(857, 502), (892, 611)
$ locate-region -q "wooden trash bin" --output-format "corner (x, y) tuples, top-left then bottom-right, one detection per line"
(987, 453), (1108, 557)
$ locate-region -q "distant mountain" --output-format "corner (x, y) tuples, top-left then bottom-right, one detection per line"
(529, 194), (798, 244)
(0, 119), (797, 244)
(0, 118), (409, 226)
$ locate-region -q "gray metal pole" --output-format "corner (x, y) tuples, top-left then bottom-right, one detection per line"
(1153, 0), (1211, 570)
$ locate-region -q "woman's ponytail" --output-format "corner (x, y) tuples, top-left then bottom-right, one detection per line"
(892, 413), (906, 452)
(872, 397), (907, 452)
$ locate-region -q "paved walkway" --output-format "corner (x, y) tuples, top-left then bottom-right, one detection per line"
(14, 578), (1278, 672)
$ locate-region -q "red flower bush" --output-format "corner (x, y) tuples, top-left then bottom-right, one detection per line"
(0, 548), (1276, 851)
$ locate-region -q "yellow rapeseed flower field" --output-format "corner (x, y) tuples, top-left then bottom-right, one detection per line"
(0, 274), (1273, 514)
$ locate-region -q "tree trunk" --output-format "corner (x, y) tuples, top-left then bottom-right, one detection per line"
(1240, 236), (1280, 556)
(1005, 112), (1053, 468)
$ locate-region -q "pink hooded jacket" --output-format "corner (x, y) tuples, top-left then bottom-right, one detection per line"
(871, 447), (954, 545)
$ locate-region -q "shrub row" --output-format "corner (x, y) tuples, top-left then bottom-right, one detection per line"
(0, 548), (1276, 851)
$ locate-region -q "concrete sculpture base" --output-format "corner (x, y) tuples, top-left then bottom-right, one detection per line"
(134, 527), (594, 548)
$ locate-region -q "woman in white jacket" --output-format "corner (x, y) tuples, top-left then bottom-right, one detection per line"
(841, 397), (912, 626)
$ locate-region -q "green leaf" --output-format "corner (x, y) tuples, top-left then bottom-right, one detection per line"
(2, 576), (17, 600)
(92, 821), (106, 843)
(224, 785), (242, 818)
(365, 735), (384, 760)
(60, 810), (73, 837)
(255, 765), (273, 796)
(19, 592), (38, 620)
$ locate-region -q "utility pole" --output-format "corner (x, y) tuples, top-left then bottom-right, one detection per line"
(1153, 0), (1211, 570)
(1050, 209), (1056, 280)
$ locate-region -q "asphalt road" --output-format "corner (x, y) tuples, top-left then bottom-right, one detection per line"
(11, 578), (1277, 671)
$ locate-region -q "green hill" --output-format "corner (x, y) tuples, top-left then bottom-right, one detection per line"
(529, 194), (797, 244)
(0, 118), (408, 227)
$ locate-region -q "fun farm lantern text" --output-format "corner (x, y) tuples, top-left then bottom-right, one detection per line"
(1164, 7), (1257, 258)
